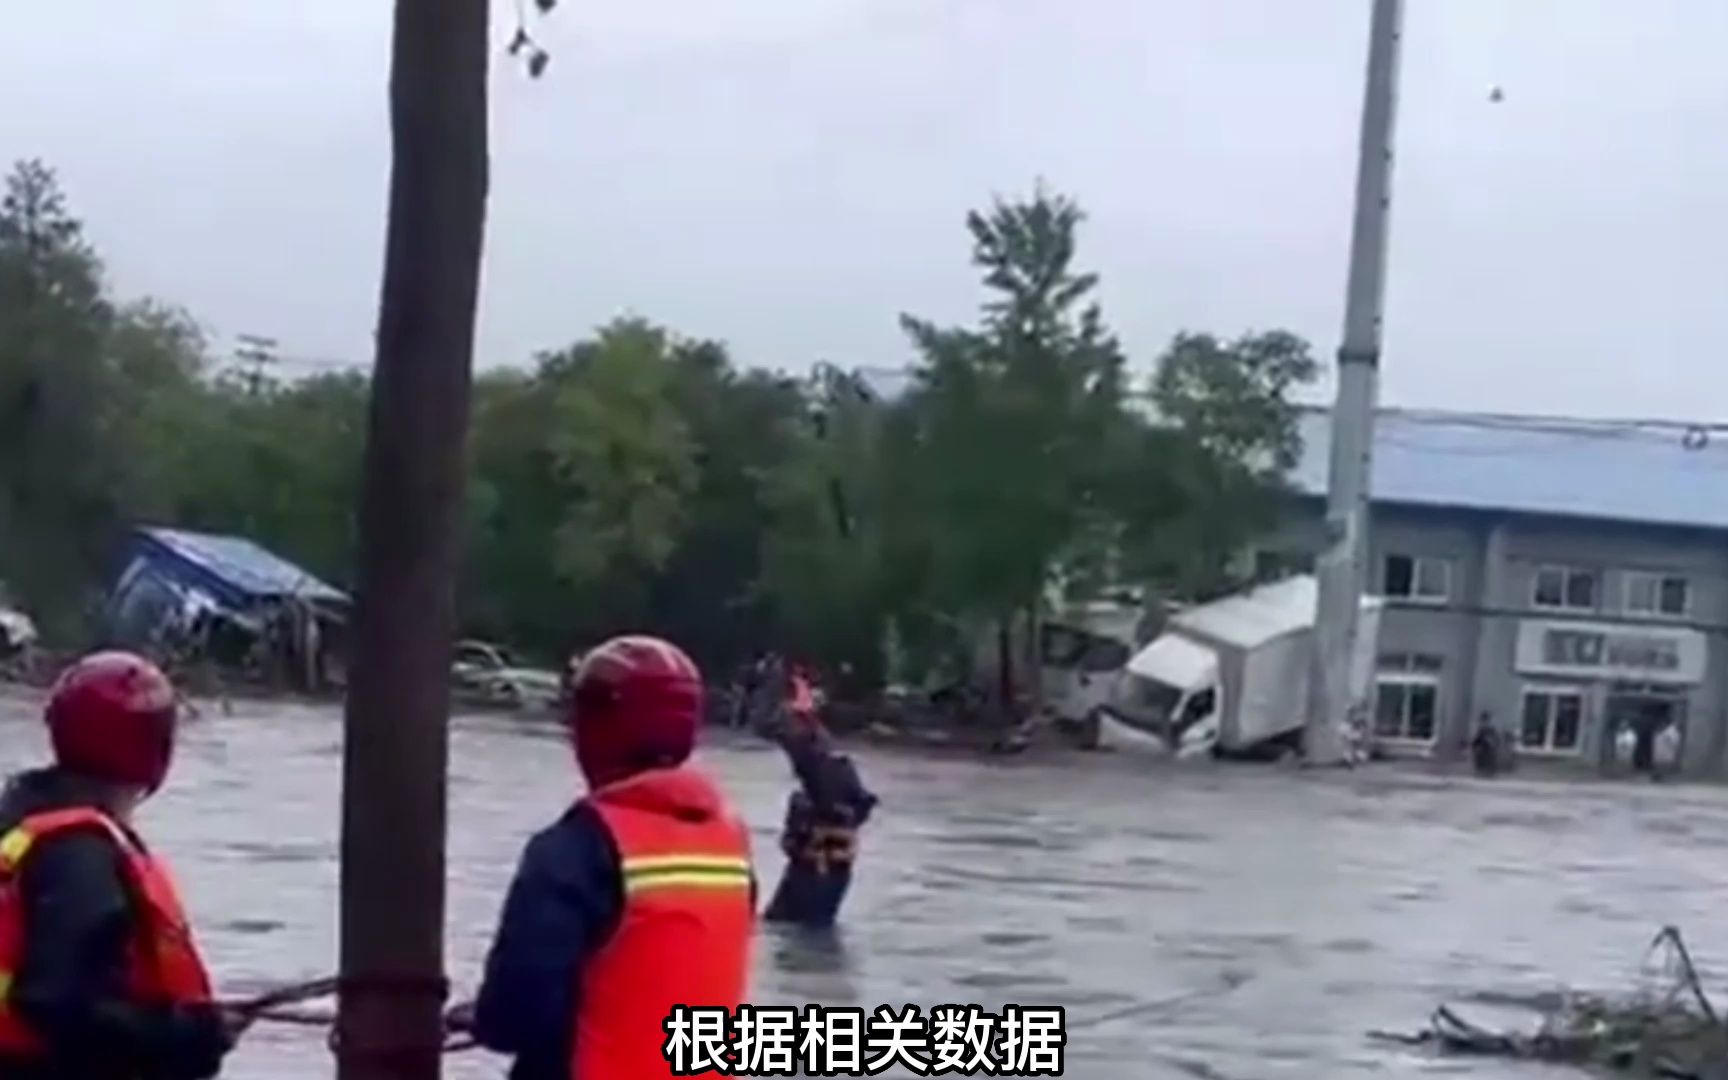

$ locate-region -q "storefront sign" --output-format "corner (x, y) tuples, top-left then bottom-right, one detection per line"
(1515, 620), (1706, 685)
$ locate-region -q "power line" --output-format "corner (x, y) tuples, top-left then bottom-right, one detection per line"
(272, 352), (368, 373)
(1385, 407), (1724, 439)
(1307, 405), (1725, 453)
(214, 346), (1728, 455)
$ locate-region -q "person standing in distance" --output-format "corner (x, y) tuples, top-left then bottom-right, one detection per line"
(0, 651), (240, 1080)
(464, 635), (754, 1080)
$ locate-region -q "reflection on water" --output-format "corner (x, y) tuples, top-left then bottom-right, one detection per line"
(3, 689), (1726, 1077)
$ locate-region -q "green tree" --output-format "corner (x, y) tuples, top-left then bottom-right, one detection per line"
(647, 344), (805, 669)
(756, 365), (896, 682)
(135, 371), (368, 587)
(0, 160), (121, 633)
(544, 318), (699, 624)
(454, 327), (808, 667)
(461, 366), (571, 650)
(0, 156), (1321, 690)
(1126, 330), (1321, 599)
(1151, 330), (1318, 471)
(895, 187), (1131, 693)
(108, 301), (216, 521)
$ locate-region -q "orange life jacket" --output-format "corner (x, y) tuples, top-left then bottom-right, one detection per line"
(572, 765), (753, 1080)
(0, 807), (214, 1057)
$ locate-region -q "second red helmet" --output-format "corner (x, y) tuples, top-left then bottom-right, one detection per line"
(567, 635), (704, 789)
(44, 651), (180, 793)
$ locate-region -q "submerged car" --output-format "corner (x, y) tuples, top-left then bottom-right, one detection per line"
(452, 640), (563, 711)
(0, 587), (35, 662)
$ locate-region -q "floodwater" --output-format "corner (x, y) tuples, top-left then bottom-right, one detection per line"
(4, 692), (1728, 1078)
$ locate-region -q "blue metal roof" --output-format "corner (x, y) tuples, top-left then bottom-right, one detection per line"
(1293, 409), (1728, 532)
(136, 528), (347, 606)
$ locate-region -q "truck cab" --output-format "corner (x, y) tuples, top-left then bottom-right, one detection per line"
(1109, 630), (1224, 757)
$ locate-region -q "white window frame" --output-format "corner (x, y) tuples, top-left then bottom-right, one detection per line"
(1373, 671), (1441, 745)
(1532, 565), (1599, 612)
(1378, 651), (1445, 675)
(1381, 554), (1452, 605)
(1519, 685), (1588, 756)
(1623, 570), (1691, 619)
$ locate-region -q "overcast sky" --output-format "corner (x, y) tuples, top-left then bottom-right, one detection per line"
(3, 1), (1725, 419)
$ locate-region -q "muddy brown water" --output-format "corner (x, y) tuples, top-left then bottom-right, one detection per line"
(3, 691), (1726, 1078)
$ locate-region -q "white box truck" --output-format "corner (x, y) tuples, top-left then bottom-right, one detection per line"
(1101, 575), (1382, 758)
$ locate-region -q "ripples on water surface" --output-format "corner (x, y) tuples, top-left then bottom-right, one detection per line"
(4, 691), (1727, 1078)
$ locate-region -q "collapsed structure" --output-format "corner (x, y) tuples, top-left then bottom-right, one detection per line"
(102, 527), (349, 693)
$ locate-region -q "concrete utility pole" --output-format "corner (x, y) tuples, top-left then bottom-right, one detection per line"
(1306, 0), (1404, 765)
(334, 0), (489, 1075)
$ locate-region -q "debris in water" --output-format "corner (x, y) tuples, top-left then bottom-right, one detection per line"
(1369, 926), (1728, 1078)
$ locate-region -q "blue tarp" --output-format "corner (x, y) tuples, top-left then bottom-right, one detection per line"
(133, 528), (344, 607)
(104, 527), (346, 648)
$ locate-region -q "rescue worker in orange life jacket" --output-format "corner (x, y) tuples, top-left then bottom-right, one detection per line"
(0, 652), (240, 1080)
(465, 635), (754, 1080)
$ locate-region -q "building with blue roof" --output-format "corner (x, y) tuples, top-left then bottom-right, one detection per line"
(1267, 408), (1728, 777)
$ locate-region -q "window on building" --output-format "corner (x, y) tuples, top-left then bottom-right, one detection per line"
(1520, 687), (1585, 753)
(1625, 571), (1690, 618)
(1533, 565), (1598, 611)
(1381, 554), (1451, 603)
(1378, 651), (1444, 674)
(1373, 653), (1442, 743)
(1374, 679), (1438, 743)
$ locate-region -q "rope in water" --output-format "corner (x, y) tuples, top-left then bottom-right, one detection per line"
(227, 975), (341, 1016)
(223, 977), (478, 1054)
(247, 1007), (478, 1054)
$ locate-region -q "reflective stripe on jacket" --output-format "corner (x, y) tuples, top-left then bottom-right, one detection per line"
(0, 807), (213, 1056)
(571, 765), (752, 1079)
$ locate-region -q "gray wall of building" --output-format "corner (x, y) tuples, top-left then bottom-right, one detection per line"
(1495, 517), (1728, 775)
(1263, 501), (1728, 776)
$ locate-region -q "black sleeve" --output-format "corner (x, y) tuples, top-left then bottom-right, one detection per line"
(779, 734), (830, 801)
(781, 738), (876, 822)
(11, 832), (231, 1080)
(472, 804), (624, 1073)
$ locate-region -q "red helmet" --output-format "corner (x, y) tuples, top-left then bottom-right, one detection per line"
(568, 635), (703, 789)
(45, 651), (179, 793)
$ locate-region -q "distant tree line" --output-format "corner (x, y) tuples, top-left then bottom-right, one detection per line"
(0, 159), (1318, 684)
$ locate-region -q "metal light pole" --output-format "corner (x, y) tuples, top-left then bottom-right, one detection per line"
(1305, 0), (1404, 765)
